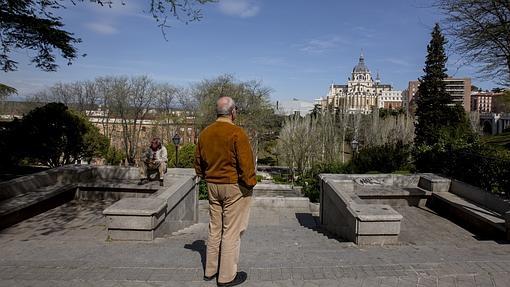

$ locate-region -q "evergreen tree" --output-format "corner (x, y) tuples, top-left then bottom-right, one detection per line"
(415, 23), (454, 146)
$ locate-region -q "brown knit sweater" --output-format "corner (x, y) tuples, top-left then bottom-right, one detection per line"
(194, 117), (257, 189)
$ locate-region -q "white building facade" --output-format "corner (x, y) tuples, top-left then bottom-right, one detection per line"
(318, 53), (402, 113)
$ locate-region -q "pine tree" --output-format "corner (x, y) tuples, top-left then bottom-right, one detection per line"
(415, 23), (454, 146)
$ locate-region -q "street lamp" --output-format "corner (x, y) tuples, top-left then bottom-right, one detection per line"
(351, 139), (359, 154)
(172, 133), (181, 168)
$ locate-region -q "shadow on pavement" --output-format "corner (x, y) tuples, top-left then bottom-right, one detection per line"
(184, 239), (207, 271)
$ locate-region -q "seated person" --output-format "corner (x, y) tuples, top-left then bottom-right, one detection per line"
(138, 137), (168, 186)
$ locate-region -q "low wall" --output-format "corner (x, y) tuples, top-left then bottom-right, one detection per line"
(319, 175), (403, 245)
(0, 165), (199, 241)
(103, 168), (198, 241)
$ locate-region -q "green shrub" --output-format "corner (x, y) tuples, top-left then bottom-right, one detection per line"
(297, 162), (349, 203)
(166, 143), (196, 168)
(351, 142), (413, 174)
(272, 174), (291, 184)
(256, 175), (263, 182)
(414, 143), (510, 197)
(105, 147), (124, 165)
(199, 179), (208, 200)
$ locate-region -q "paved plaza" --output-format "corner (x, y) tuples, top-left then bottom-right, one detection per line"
(1, 199), (510, 286)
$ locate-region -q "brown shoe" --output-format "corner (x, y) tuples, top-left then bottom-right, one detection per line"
(217, 272), (247, 286)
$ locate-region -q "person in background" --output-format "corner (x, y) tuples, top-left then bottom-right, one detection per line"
(138, 137), (168, 186)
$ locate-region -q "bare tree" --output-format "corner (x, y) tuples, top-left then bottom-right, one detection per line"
(436, 0), (510, 85)
(359, 111), (415, 148)
(109, 76), (157, 165)
(191, 75), (276, 159)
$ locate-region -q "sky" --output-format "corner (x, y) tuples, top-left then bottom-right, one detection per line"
(1, 0), (499, 102)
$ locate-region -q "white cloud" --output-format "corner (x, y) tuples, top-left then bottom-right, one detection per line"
(218, 0), (260, 18)
(297, 36), (349, 54)
(85, 22), (118, 35)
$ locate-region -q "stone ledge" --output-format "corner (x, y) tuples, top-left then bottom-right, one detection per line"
(103, 198), (166, 216)
(252, 197), (309, 208)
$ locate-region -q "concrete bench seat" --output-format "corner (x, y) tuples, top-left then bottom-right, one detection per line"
(103, 198), (167, 241)
(103, 172), (198, 241)
(0, 183), (76, 228)
(428, 191), (506, 236)
(356, 186), (431, 206)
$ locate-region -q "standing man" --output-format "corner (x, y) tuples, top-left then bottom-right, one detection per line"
(139, 137), (168, 186)
(194, 96), (256, 287)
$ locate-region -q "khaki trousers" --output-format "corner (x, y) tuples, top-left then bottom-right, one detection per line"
(139, 161), (166, 179)
(205, 183), (252, 283)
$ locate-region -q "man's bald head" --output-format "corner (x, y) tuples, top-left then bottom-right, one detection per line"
(216, 96), (236, 117)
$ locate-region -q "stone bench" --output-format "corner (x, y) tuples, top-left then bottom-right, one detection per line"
(319, 175), (403, 245)
(103, 198), (167, 241)
(427, 191), (506, 237)
(0, 183), (76, 229)
(356, 186), (431, 206)
(103, 171), (198, 241)
(0, 166), (198, 240)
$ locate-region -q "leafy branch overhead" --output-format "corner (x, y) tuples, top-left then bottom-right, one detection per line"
(436, 0), (510, 85)
(0, 0), (215, 72)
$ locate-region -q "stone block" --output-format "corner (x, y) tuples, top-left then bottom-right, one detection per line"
(418, 174), (451, 192)
(103, 198), (167, 230)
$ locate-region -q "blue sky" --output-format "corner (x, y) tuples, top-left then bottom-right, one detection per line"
(1, 0), (498, 102)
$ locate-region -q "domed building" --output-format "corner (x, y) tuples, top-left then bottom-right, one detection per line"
(318, 53), (402, 114)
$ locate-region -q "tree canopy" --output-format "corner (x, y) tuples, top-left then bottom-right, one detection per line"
(0, 0), (214, 72)
(436, 0), (510, 85)
(1, 102), (108, 167)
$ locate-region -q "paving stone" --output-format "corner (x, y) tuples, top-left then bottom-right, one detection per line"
(474, 274), (495, 287)
(2, 203), (510, 286)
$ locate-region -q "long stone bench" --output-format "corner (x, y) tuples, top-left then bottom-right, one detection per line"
(424, 178), (510, 239)
(0, 183), (76, 229)
(427, 191), (505, 237)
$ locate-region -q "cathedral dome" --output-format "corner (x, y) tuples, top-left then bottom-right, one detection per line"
(353, 53), (369, 73)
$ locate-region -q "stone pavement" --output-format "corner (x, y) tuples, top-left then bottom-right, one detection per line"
(1, 199), (510, 286)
